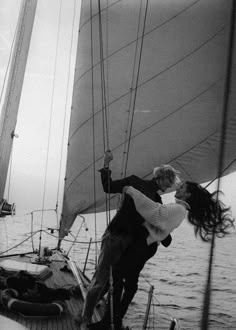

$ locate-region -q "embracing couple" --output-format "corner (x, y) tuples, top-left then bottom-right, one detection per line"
(76, 150), (234, 330)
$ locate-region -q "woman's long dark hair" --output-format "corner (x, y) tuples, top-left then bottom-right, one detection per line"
(185, 181), (235, 242)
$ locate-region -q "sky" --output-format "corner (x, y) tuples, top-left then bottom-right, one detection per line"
(0, 0), (81, 215)
(0, 0), (235, 220)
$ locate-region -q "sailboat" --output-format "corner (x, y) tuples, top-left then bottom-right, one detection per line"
(0, 0), (235, 329)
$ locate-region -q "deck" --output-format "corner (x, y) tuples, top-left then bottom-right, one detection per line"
(0, 251), (104, 330)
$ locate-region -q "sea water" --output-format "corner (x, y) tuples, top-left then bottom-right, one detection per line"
(0, 211), (235, 330)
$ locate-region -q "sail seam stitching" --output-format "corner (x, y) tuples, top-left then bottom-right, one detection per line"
(69, 24), (226, 140)
(75, 0), (201, 83)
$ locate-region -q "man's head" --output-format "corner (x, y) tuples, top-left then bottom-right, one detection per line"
(153, 165), (180, 192)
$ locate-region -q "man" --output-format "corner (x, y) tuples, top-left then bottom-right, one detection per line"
(78, 150), (180, 330)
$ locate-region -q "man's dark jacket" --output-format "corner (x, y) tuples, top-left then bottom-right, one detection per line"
(99, 168), (172, 247)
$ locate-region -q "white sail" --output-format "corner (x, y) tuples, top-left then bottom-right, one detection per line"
(0, 0), (38, 201)
(60, 0), (236, 238)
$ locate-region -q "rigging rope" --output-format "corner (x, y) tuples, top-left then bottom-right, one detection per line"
(96, 2), (157, 328)
(66, 215), (85, 257)
(205, 158), (236, 189)
(97, 0), (111, 228)
(97, 1), (115, 328)
(105, 0), (110, 130)
(98, 0), (109, 152)
(90, 0), (98, 266)
(38, 0), (63, 255)
(55, 0), (77, 229)
(123, 0), (149, 178)
(120, 0), (144, 178)
(201, 1), (236, 329)
(0, 231), (38, 256)
(97, 3), (113, 242)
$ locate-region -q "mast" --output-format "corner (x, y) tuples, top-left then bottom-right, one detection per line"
(0, 0), (38, 201)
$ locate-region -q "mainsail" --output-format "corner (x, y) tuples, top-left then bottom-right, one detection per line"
(59, 0), (236, 238)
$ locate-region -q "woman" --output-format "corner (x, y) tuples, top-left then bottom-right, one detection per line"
(124, 181), (234, 242)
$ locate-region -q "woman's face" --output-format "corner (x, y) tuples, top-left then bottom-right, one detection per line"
(175, 182), (190, 201)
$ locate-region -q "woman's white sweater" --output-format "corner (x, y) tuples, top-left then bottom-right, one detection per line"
(126, 186), (189, 245)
